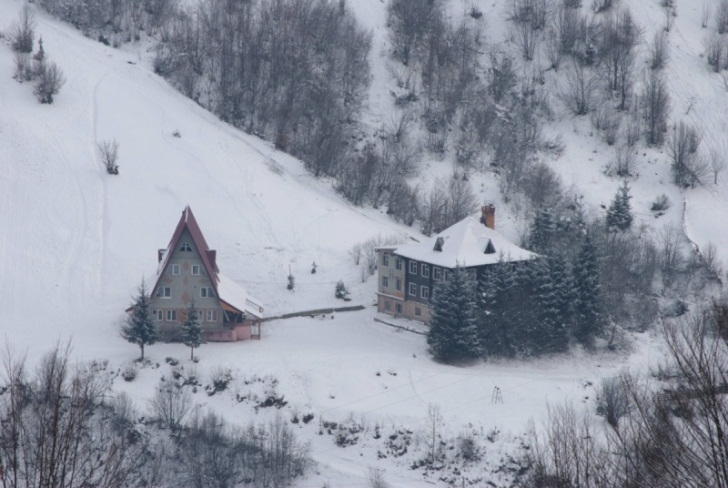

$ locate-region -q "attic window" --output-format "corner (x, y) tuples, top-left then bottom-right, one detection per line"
(484, 239), (496, 254)
(433, 237), (445, 252)
(180, 242), (192, 252)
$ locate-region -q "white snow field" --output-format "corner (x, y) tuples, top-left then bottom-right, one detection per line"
(1, 0), (727, 485)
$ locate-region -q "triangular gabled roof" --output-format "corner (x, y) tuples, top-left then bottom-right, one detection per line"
(153, 206), (220, 292)
(149, 206), (265, 319)
(393, 215), (536, 268)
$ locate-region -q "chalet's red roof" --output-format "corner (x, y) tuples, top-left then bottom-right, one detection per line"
(153, 206), (220, 292)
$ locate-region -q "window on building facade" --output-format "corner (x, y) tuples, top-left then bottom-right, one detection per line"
(396, 259), (403, 270)
(443, 269), (450, 281)
(191, 264), (202, 275)
(152, 309), (163, 321)
(415, 307), (421, 317)
(433, 267), (441, 280)
(396, 303), (402, 314)
(421, 286), (430, 300)
(207, 310), (218, 322)
(395, 278), (402, 291)
(382, 254), (389, 266)
(180, 242), (192, 252)
(421, 264), (430, 278)
(382, 276), (389, 288)
(156, 287), (171, 298)
(166, 309), (177, 321)
(200, 287), (215, 298)
(409, 261), (417, 274)
(384, 301), (391, 311)
(408, 283), (417, 296)
(171, 264), (180, 275)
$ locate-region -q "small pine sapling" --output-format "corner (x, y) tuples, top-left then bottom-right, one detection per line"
(121, 279), (158, 360)
(180, 301), (202, 360)
(311, 261), (317, 274)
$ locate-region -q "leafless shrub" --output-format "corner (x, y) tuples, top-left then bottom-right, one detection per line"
(658, 225), (687, 289)
(705, 32), (726, 72)
(149, 378), (192, 431)
(668, 121), (708, 188)
(560, 58), (598, 115)
(641, 69), (670, 146)
(718, 0), (728, 34)
(606, 145), (636, 177)
(625, 105), (641, 146)
(702, 2), (712, 29)
(98, 140), (120, 174)
(591, 0), (615, 14)
(13, 52), (33, 82)
(369, 467), (390, 488)
(522, 162), (563, 207)
(9, 4), (35, 53)
(596, 376), (630, 428)
(650, 193), (670, 216)
(33, 61), (66, 104)
(514, 17), (540, 61)
(663, 4), (676, 32)
(509, 0), (554, 30)
(650, 31), (669, 70)
(592, 104), (620, 145)
(709, 148), (726, 184)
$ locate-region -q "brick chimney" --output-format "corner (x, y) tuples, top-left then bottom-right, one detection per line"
(481, 204), (495, 230)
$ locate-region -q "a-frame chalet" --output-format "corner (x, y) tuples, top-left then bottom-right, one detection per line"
(147, 206), (263, 341)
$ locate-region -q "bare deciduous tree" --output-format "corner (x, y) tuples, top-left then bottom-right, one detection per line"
(149, 377), (192, 431)
(33, 60), (66, 104)
(650, 31), (669, 71)
(561, 58), (598, 115)
(641, 69), (670, 145)
(667, 121), (708, 187)
(98, 140), (120, 174)
(718, 0), (728, 34)
(9, 4), (35, 53)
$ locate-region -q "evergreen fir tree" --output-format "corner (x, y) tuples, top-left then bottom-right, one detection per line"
(606, 181), (633, 231)
(533, 256), (571, 354)
(529, 208), (557, 253)
(427, 267), (481, 363)
(571, 235), (605, 347)
(180, 300), (202, 360)
(121, 279), (157, 360)
(478, 260), (517, 357)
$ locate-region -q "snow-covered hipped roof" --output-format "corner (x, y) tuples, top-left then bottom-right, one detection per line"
(393, 215), (536, 268)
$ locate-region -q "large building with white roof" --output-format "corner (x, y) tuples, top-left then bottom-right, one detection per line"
(376, 205), (536, 323)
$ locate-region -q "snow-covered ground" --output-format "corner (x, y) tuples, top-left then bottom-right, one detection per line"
(1, 0), (727, 485)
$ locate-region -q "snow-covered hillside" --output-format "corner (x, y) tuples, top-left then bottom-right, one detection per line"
(1, 0), (727, 486)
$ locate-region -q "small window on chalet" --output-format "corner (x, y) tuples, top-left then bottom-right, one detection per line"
(484, 239), (496, 254)
(200, 287), (215, 298)
(191, 265), (202, 276)
(156, 287), (171, 298)
(166, 310), (177, 321)
(171, 264), (180, 275)
(433, 237), (445, 252)
(180, 242), (192, 252)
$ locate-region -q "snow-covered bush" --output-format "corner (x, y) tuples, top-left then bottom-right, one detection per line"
(98, 140), (120, 175)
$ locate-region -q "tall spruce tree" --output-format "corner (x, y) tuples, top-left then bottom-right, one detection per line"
(478, 259), (518, 357)
(427, 267), (481, 363)
(571, 235), (605, 347)
(181, 300), (202, 360)
(606, 181), (633, 231)
(122, 279), (157, 360)
(533, 256), (571, 354)
(529, 208), (557, 253)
